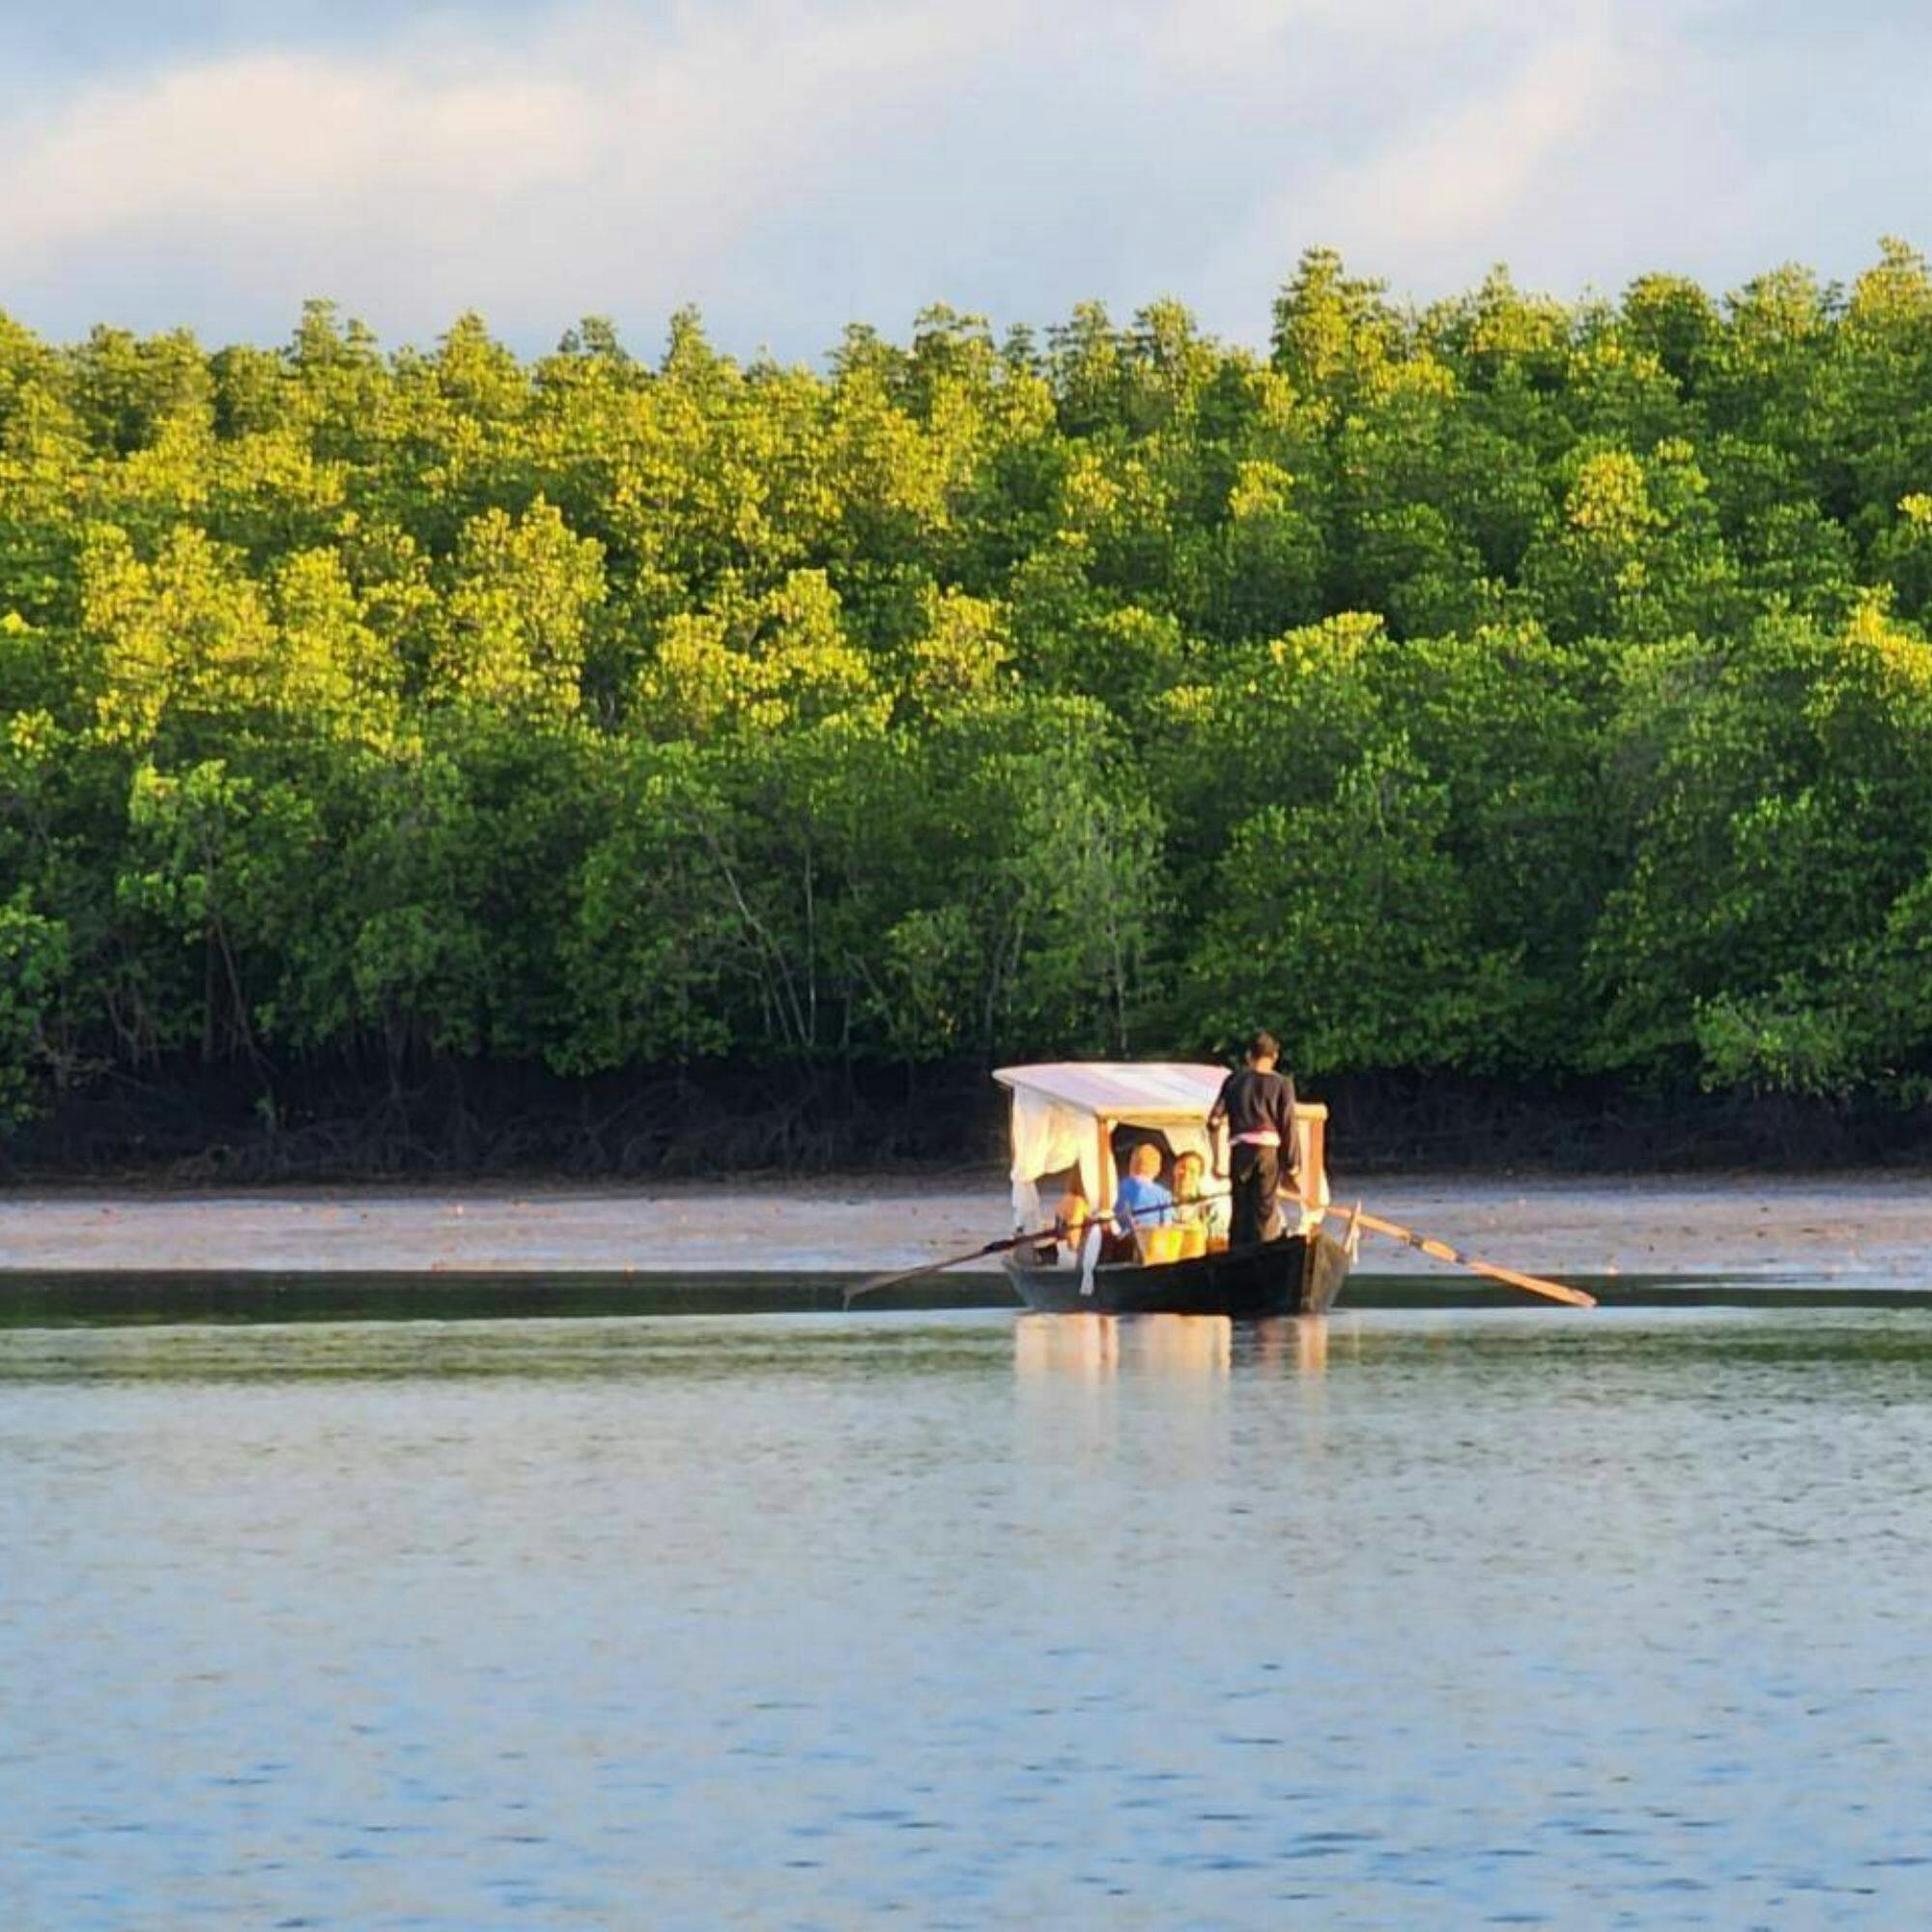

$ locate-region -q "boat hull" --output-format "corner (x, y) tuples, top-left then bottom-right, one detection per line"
(1006, 1228), (1351, 1319)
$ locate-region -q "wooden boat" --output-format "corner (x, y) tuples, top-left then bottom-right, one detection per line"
(994, 1062), (1355, 1320)
(1004, 1232), (1350, 1318)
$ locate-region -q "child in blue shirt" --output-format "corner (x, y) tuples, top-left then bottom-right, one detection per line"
(1112, 1140), (1176, 1237)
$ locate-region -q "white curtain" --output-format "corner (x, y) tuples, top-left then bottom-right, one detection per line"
(1009, 1090), (1106, 1230)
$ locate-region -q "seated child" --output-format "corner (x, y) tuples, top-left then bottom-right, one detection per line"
(1111, 1141), (1176, 1244)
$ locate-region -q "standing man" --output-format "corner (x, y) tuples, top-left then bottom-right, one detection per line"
(1208, 1030), (1299, 1247)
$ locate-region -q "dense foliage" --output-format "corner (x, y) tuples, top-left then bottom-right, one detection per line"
(9, 243), (1932, 1150)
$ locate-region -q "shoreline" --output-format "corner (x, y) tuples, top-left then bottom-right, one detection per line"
(3, 1172), (1930, 1287)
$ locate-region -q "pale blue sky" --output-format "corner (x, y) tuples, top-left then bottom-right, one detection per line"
(3, 0), (1929, 359)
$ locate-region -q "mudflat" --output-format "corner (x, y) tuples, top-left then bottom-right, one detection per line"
(2, 1172), (1928, 1285)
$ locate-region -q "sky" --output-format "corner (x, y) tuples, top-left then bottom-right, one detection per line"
(3, 0), (1930, 361)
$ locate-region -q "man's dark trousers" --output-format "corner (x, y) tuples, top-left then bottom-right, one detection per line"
(1230, 1143), (1282, 1247)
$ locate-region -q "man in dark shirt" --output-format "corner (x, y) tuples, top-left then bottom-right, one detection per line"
(1208, 1030), (1299, 1247)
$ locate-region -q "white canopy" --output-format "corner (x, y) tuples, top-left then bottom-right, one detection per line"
(993, 1060), (1328, 1234)
(993, 1061), (1228, 1123)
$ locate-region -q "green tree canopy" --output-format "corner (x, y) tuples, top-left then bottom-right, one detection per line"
(10, 246), (1932, 1151)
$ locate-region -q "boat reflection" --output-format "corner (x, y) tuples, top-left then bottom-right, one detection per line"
(1013, 1311), (1123, 1381)
(1014, 1312), (1229, 1381)
(1247, 1314), (1330, 1377)
(1014, 1313), (1333, 1381)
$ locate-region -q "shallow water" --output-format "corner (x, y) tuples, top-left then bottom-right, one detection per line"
(6, 1308), (1932, 1927)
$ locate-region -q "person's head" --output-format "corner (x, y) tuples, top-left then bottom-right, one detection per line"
(1245, 1028), (1280, 1070)
(1128, 1141), (1163, 1181)
(1174, 1151), (1205, 1198)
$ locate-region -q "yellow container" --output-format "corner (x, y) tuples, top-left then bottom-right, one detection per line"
(1143, 1224), (1184, 1264)
(1177, 1222), (1208, 1261)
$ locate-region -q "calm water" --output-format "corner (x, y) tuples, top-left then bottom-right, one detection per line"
(6, 1307), (1932, 1928)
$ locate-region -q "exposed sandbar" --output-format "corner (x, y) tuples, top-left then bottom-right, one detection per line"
(2, 1172), (1928, 1286)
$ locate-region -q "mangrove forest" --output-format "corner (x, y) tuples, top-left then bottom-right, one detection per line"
(8, 244), (1932, 1169)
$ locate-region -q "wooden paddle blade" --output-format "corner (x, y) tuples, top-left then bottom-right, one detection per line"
(843, 1222), (1061, 1306)
(842, 1250), (982, 1305)
(1464, 1260), (1597, 1309)
(1339, 1207), (1595, 1309)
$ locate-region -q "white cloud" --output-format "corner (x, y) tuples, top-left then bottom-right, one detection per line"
(1295, 30), (1633, 253)
(0, 0), (1923, 355)
(7, 57), (592, 241)
(2, 3), (994, 319)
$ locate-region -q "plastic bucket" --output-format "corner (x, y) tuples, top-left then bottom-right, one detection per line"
(1143, 1224), (1184, 1265)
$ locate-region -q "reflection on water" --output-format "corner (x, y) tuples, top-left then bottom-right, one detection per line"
(1015, 1314), (1334, 1385)
(1015, 1312), (1232, 1381)
(10, 1308), (1932, 1928)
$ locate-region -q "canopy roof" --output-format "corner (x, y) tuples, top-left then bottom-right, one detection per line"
(994, 1061), (1329, 1128)
(994, 1061), (1228, 1125)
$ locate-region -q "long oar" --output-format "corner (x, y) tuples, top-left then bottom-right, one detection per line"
(844, 1222), (1075, 1306)
(1328, 1205), (1595, 1309)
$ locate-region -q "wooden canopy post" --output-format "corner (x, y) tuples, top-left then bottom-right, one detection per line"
(1296, 1103), (1327, 1214)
